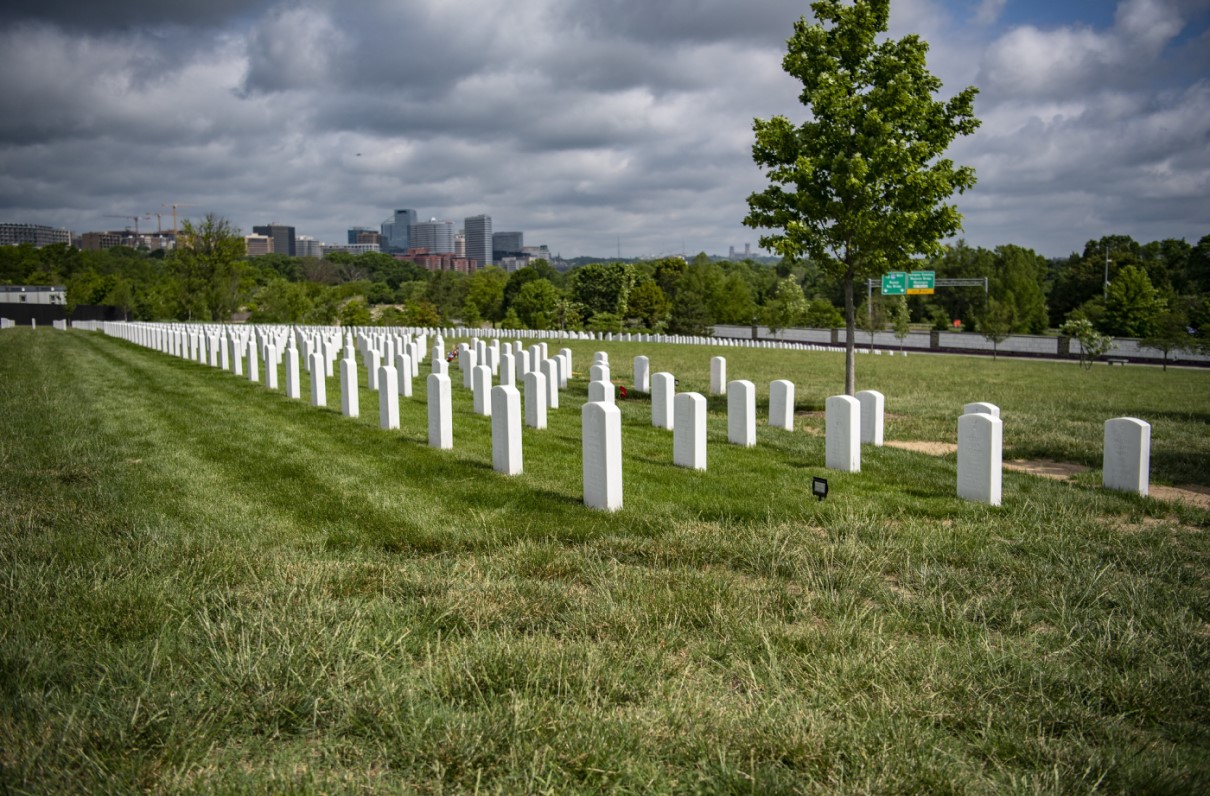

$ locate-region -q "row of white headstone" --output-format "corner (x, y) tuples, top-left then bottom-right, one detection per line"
(956, 402), (1151, 506)
(94, 323), (1152, 511)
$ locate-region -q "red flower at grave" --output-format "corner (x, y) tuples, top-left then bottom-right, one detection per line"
(619, 385), (628, 399)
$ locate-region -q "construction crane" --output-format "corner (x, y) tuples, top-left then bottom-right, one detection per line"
(105, 214), (151, 235)
(162, 203), (196, 235)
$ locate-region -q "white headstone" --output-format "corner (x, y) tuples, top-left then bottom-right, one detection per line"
(825, 394), (860, 472)
(340, 354), (359, 418)
(963, 402), (999, 417)
(588, 380), (614, 404)
(309, 352), (327, 407)
(379, 365), (399, 429)
(462, 349), (478, 390)
(396, 353), (413, 398)
(958, 412), (1002, 505)
(499, 350), (515, 387)
(673, 392), (707, 469)
(651, 372), (674, 430)
(265, 343), (279, 389)
(633, 355), (650, 393)
(855, 389), (885, 446)
(427, 372), (453, 449)
(523, 369), (547, 429)
(366, 350), (381, 391)
(769, 380), (794, 431)
(243, 336), (257, 382)
(727, 380), (756, 447)
(472, 364), (492, 416)
(1103, 417), (1150, 496)
(491, 385), (523, 476)
(541, 358), (559, 409)
(285, 345), (301, 399)
(709, 356), (727, 395)
(582, 401), (623, 511)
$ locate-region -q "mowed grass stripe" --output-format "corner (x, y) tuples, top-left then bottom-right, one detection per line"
(1, 328), (1208, 793)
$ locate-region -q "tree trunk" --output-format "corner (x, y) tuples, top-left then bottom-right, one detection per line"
(843, 269), (856, 395)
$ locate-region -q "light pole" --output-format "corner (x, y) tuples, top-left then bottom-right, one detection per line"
(1104, 245), (1111, 301)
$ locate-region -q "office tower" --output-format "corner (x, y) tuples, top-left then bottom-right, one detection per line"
(409, 218), (455, 253)
(244, 234), (273, 257)
(454, 231), (466, 257)
(296, 236), (322, 258)
(464, 214), (492, 268)
(348, 226), (376, 245)
(381, 209), (417, 252)
(252, 224), (295, 257)
(492, 231), (523, 258)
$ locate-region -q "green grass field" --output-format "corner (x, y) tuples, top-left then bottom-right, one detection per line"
(2, 327), (1208, 793)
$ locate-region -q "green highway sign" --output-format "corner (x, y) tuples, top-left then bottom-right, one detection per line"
(907, 271), (936, 295)
(881, 272), (906, 295)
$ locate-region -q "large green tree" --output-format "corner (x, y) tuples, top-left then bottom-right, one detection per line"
(744, 0), (979, 394)
(171, 214), (249, 321)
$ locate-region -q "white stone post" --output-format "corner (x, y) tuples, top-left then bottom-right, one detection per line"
(855, 389), (885, 446)
(309, 352), (327, 407)
(709, 356), (727, 395)
(1103, 417), (1150, 497)
(461, 348), (477, 390)
(491, 385), (523, 476)
(673, 392), (707, 470)
(633, 355), (650, 393)
(590, 363), (610, 382)
(957, 412), (1002, 505)
(340, 351), (359, 418)
(379, 365), (399, 429)
(427, 372), (453, 449)
(523, 370), (547, 429)
(472, 364), (492, 416)
(769, 380), (794, 431)
(651, 372), (674, 430)
(825, 394), (860, 472)
(727, 380), (756, 447)
(582, 401), (623, 511)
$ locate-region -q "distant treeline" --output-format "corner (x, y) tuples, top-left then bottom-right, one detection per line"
(2, 215), (1207, 347)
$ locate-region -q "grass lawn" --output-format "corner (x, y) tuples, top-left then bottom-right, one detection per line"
(2, 327), (1208, 793)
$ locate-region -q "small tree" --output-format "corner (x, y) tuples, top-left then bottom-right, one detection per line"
(1140, 303), (1194, 371)
(979, 298), (1012, 361)
(1060, 317), (1113, 369)
(856, 296), (888, 350)
(890, 295), (911, 352)
(744, 0), (979, 394)
(764, 277), (809, 337)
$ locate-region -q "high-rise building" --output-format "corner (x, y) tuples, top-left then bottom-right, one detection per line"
(244, 234), (273, 257)
(0, 223), (72, 248)
(492, 231), (523, 259)
(409, 219), (455, 254)
(348, 226), (376, 245)
(296, 236), (322, 258)
(381, 209), (417, 252)
(464, 214), (492, 268)
(252, 224), (296, 256)
(454, 231), (466, 257)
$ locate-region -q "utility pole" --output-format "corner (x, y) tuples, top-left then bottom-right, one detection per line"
(1104, 244), (1111, 300)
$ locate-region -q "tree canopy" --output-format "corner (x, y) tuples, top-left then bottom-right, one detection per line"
(745, 0), (979, 393)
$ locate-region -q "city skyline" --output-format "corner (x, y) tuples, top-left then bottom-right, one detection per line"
(0, 1), (1207, 260)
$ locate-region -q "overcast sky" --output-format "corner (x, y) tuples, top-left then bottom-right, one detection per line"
(0, 0), (1207, 259)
